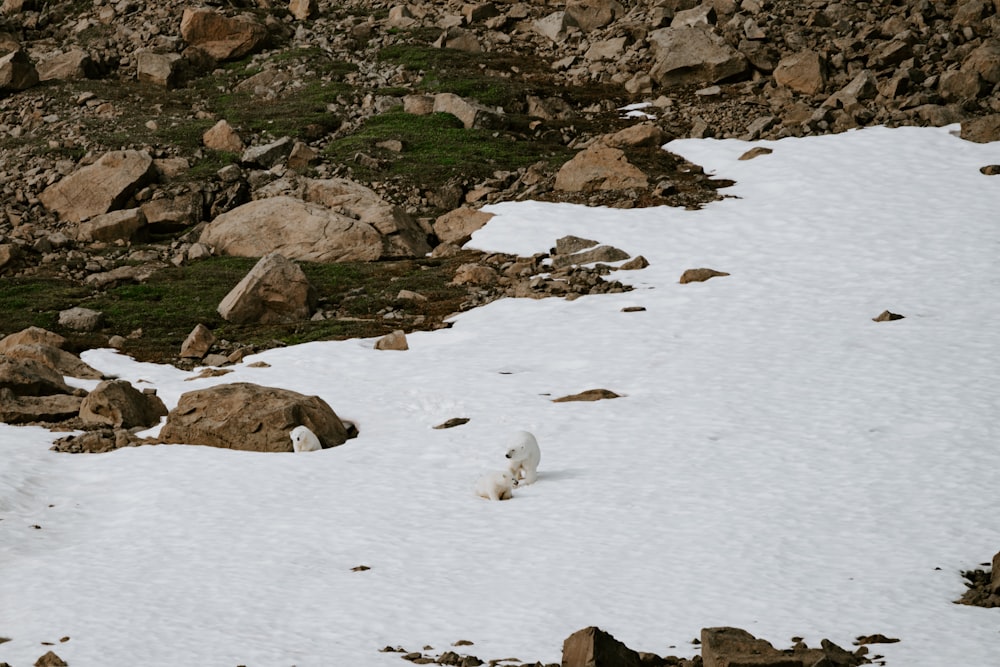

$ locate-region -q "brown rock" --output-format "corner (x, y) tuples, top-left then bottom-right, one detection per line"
(0, 243), (22, 272)
(0, 49), (38, 91)
(774, 50), (827, 95)
(136, 51), (183, 87)
(200, 196), (383, 263)
(180, 323), (216, 359)
(701, 627), (801, 667)
(679, 267), (730, 283)
(58, 306), (103, 331)
(552, 388), (621, 402)
(303, 178), (432, 258)
(739, 147), (773, 160)
(620, 255), (649, 270)
(218, 252), (317, 325)
(451, 263), (499, 286)
(0, 343), (103, 380)
(374, 330), (409, 351)
(76, 208), (146, 243)
(554, 145), (648, 192)
(551, 244), (630, 269)
(648, 26), (748, 87)
(562, 626), (642, 667)
(432, 93), (504, 130)
(960, 114), (1000, 143)
(289, 0), (318, 20)
(565, 0), (625, 31)
(0, 389), (83, 425)
(0, 327), (66, 352)
(33, 650), (67, 667)
(39, 150), (156, 223)
(37, 49), (95, 81)
(202, 119), (244, 152)
(0, 356), (73, 397)
(79, 379), (168, 429)
(872, 310), (904, 322)
(603, 123), (666, 148)
(962, 40), (1000, 85)
(159, 382), (348, 452)
(180, 8), (268, 61)
(433, 207), (494, 246)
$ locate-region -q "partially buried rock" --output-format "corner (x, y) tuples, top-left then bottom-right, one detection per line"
(562, 626), (642, 667)
(374, 329), (408, 351)
(552, 388), (621, 402)
(739, 147), (773, 160)
(679, 267), (729, 283)
(872, 310), (904, 322)
(79, 379), (168, 429)
(158, 382), (349, 452)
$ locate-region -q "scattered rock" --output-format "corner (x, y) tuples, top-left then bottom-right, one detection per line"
(872, 310), (904, 322)
(79, 379), (167, 429)
(552, 388), (621, 402)
(58, 306), (104, 331)
(679, 268), (730, 283)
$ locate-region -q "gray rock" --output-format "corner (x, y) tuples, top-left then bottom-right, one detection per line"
(58, 306), (104, 332)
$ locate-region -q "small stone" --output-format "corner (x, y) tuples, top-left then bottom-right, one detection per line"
(679, 268), (729, 283)
(872, 310), (904, 322)
(739, 147), (773, 160)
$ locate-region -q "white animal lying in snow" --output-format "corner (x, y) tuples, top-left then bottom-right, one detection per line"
(475, 470), (516, 501)
(505, 430), (541, 485)
(290, 425), (322, 452)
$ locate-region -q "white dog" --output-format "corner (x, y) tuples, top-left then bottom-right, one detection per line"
(505, 430), (541, 485)
(475, 470), (516, 501)
(290, 425), (322, 452)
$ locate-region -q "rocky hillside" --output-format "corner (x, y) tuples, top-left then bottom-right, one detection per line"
(0, 0), (998, 360)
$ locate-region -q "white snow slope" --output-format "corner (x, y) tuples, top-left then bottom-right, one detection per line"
(1, 125), (999, 667)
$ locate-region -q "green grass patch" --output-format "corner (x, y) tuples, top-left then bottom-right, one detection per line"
(323, 110), (571, 189)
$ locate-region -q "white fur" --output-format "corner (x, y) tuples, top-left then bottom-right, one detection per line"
(505, 430), (541, 485)
(475, 470), (515, 501)
(290, 425), (322, 452)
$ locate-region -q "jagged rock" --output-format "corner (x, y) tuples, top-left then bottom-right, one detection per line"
(551, 244), (630, 269)
(200, 196), (383, 262)
(565, 0), (625, 32)
(39, 150), (156, 223)
(141, 193), (202, 234)
(0, 356), (73, 396)
(433, 207), (494, 246)
(962, 40), (1000, 85)
(303, 178), (432, 258)
(701, 627), (796, 667)
(562, 626), (642, 667)
(774, 50), (827, 95)
(533, 11), (571, 42)
(50, 427), (147, 453)
(648, 26), (748, 87)
(288, 141), (318, 171)
(555, 235), (599, 255)
(0, 49), (38, 91)
(0, 388), (83, 424)
(203, 118), (244, 152)
(158, 382), (349, 452)
(603, 123), (666, 148)
(180, 8), (268, 61)
(554, 145), (648, 192)
(136, 51), (183, 87)
(241, 136), (294, 168)
(374, 330), (409, 351)
(0, 343), (102, 380)
(672, 3), (716, 27)
(37, 49), (96, 81)
(960, 114), (1000, 143)
(679, 267), (729, 283)
(57, 306), (103, 332)
(180, 323), (216, 359)
(872, 310), (904, 322)
(432, 93), (504, 130)
(218, 251), (317, 324)
(32, 650), (66, 667)
(76, 207), (146, 242)
(79, 379), (168, 429)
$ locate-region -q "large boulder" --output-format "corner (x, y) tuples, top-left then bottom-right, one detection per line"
(433, 207), (494, 246)
(199, 196), (383, 262)
(0, 389), (83, 425)
(0, 343), (103, 380)
(648, 26), (748, 87)
(0, 49), (38, 91)
(562, 626), (642, 667)
(217, 252), (317, 324)
(554, 144), (648, 192)
(774, 50), (827, 95)
(0, 355), (74, 396)
(79, 379), (167, 429)
(701, 627), (798, 667)
(180, 8), (268, 61)
(39, 150), (156, 223)
(0, 327), (66, 351)
(961, 114), (1000, 143)
(37, 49), (96, 81)
(303, 178), (432, 258)
(158, 382), (349, 452)
(76, 208), (146, 243)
